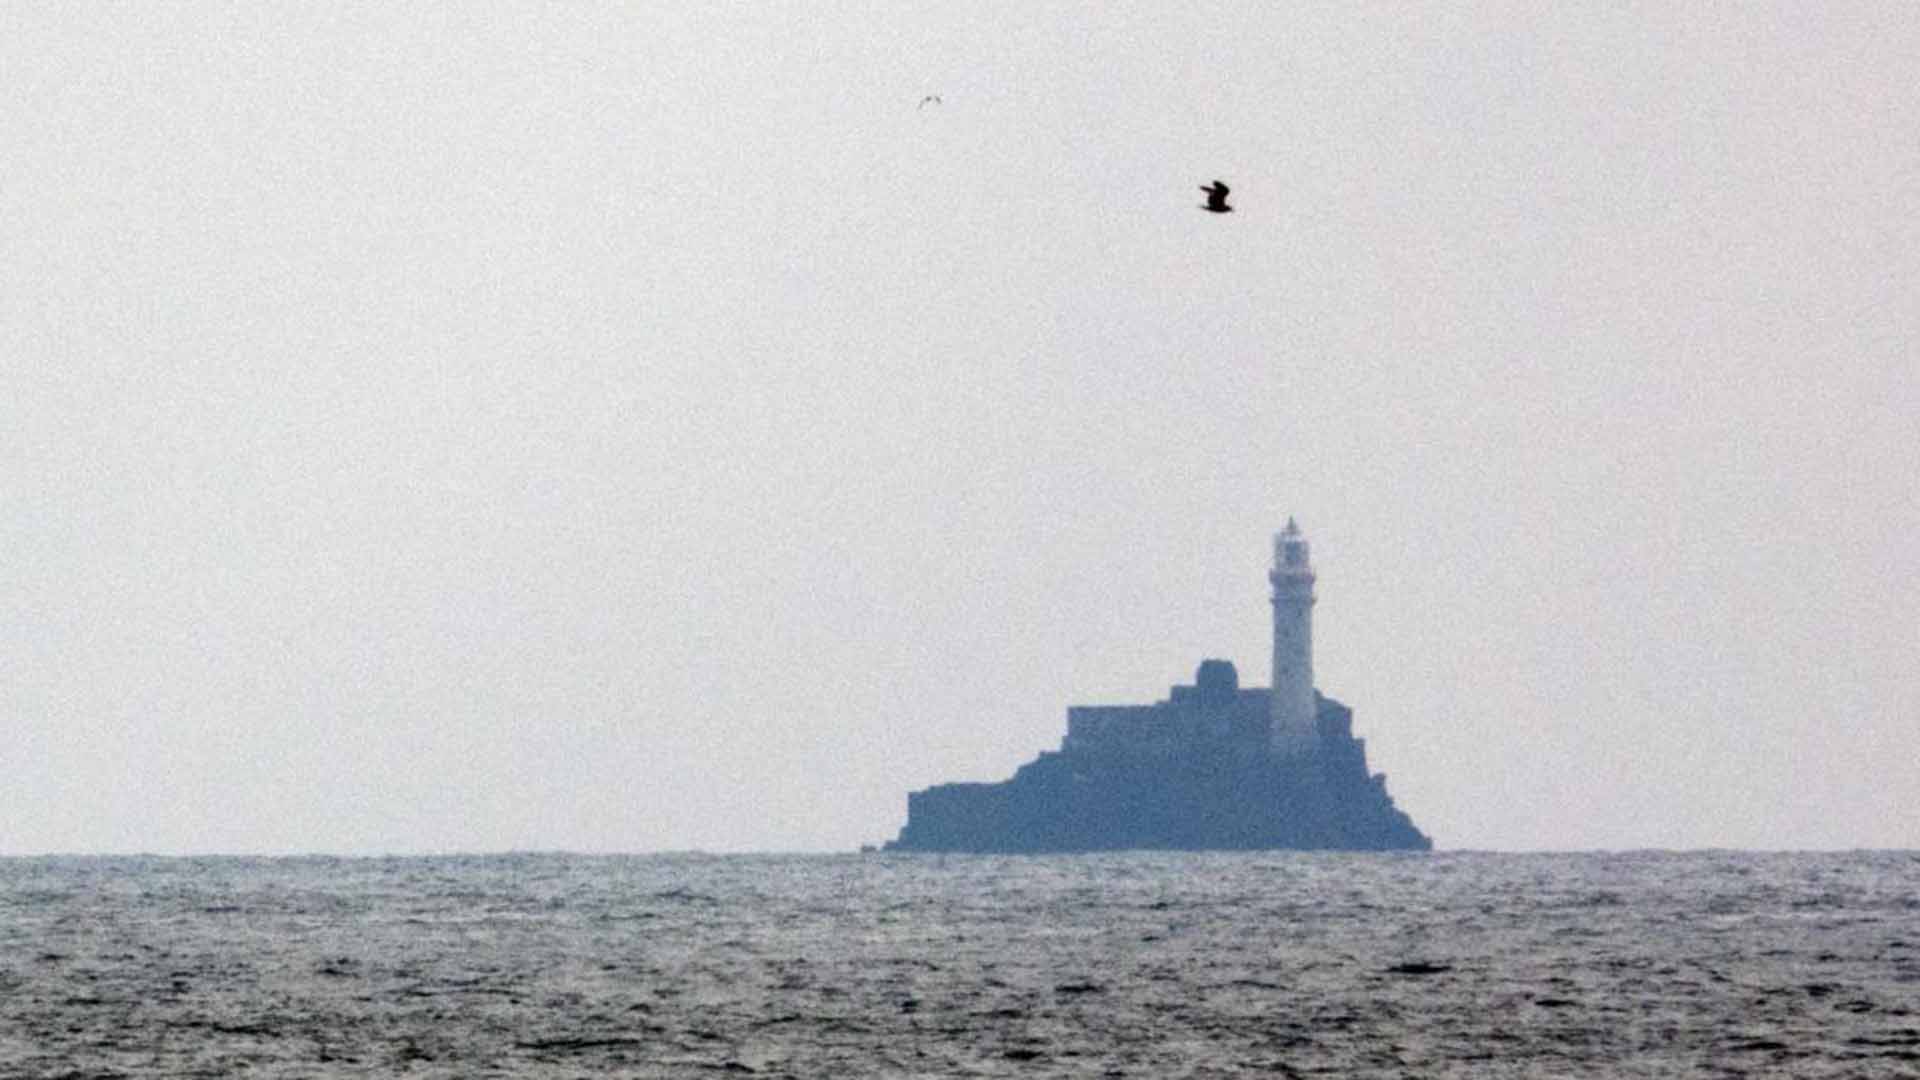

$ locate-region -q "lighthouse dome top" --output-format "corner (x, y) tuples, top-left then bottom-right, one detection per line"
(1274, 518), (1313, 571)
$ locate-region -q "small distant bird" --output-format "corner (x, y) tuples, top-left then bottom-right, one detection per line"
(919, 94), (943, 109)
(1200, 180), (1233, 213)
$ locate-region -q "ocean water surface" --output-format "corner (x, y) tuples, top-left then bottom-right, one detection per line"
(2, 851), (1917, 1077)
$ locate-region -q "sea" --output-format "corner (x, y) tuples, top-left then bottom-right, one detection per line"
(2, 851), (1917, 1078)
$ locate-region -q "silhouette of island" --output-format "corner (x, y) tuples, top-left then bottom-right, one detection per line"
(885, 522), (1431, 852)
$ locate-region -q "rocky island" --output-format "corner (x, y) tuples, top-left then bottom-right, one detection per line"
(886, 521), (1431, 852)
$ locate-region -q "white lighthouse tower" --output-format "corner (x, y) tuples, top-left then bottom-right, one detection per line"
(1269, 518), (1319, 757)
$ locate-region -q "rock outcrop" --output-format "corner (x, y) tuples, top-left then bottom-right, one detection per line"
(886, 661), (1430, 853)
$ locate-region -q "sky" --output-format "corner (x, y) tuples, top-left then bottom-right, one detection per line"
(3, 5), (1916, 854)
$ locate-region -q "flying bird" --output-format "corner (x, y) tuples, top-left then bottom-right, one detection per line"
(919, 94), (943, 109)
(1200, 180), (1233, 213)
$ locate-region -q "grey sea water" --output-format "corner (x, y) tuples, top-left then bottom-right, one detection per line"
(2, 852), (1917, 1078)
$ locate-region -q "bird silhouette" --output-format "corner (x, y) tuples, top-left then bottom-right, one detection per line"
(1200, 180), (1233, 213)
(918, 94), (943, 109)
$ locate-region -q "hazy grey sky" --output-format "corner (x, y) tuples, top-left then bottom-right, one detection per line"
(4, 5), (1915, 854)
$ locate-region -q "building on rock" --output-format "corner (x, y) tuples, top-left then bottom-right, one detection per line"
(884, 522), (1431, 852)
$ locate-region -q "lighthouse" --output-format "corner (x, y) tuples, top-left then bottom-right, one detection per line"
(885, 520), (1437, 852)
(1269, 518), (1318, 757)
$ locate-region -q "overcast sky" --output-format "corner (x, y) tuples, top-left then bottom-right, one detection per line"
(4, 5), (1915, 854)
